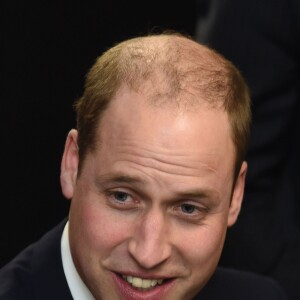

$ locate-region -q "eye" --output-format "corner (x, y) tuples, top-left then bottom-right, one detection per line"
(180, 203), (196, 214)
(172, 201), (208, 223)
(113, 191), (129, 202)
(105, 189), (139, 211)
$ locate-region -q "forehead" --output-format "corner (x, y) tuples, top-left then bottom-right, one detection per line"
(92, 85), (235, 182)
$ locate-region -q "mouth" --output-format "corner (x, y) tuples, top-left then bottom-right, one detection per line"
(112, 272), (175, 300)
(121, 274), (164, 290)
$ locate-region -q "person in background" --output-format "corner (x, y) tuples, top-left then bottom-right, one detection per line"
(0, 32), (287, 299)
(195, 1), (300, 299)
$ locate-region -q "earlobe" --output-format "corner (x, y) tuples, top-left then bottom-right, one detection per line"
(227, 161), (247, 227)
(60, 129), (79, 199)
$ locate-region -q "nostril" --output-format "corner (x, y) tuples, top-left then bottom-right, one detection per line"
(128, 243), (171, 269)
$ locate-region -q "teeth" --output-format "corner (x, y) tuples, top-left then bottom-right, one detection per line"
(122, 275), (164, 289)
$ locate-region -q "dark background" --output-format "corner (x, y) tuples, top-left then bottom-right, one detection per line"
(2, 1), (300, 299)
(1, 1), (197, 267)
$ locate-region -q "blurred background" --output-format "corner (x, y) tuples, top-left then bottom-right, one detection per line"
(2, 1), (300, 300)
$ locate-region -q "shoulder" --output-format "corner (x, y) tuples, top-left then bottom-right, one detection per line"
(0, 243), (34, 299)
(0, 219), (69, 299)
(195, 267), (288, 300)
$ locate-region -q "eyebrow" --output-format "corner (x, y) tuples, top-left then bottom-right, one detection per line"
(176, 189), (218, 199)
(176, 189), (221, 208)
(94, 173), (147, 187)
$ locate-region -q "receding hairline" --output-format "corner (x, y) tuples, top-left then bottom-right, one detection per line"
(75, 32), (251, 179)
(110, 33), (230, 110)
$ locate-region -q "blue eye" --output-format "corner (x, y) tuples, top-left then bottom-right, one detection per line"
(114, 191), (129, 202)
(181, 204), (196, 214)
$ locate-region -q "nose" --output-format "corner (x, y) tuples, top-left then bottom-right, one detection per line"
(128, 209), (172, 269)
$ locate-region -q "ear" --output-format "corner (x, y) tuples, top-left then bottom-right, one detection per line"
(227, 161), (247, 227)
(60, 129), (79, 200)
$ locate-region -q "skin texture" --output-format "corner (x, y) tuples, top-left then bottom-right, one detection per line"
(60, 85), (247, 300)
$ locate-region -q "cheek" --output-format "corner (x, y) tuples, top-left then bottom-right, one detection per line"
(70, 197), (130, 257)
(178, 218), (228, 268)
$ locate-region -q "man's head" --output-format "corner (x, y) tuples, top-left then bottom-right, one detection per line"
(60, 33), (250, 300)
(74, 33), (250, 179)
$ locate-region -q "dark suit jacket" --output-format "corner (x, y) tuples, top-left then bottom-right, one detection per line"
(0, 220), (72, 300)
(0, 220), (287, 300)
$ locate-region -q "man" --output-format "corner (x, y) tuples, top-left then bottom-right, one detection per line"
(0, 33), (287, 299)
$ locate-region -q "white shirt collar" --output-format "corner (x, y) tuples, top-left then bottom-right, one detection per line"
(61, 221), (95, 300)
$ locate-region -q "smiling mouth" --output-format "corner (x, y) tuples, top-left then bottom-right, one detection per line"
(121, 274), (165, 290)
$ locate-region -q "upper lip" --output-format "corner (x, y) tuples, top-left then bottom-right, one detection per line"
(116, 271), (173, 280)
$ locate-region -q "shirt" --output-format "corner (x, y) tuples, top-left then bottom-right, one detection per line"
(61, 221), (95, 300)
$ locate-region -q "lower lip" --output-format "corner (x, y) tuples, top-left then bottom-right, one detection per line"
(112, 273), (175, 300)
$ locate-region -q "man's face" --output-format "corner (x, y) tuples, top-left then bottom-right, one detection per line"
(61, 85), (246, 300)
